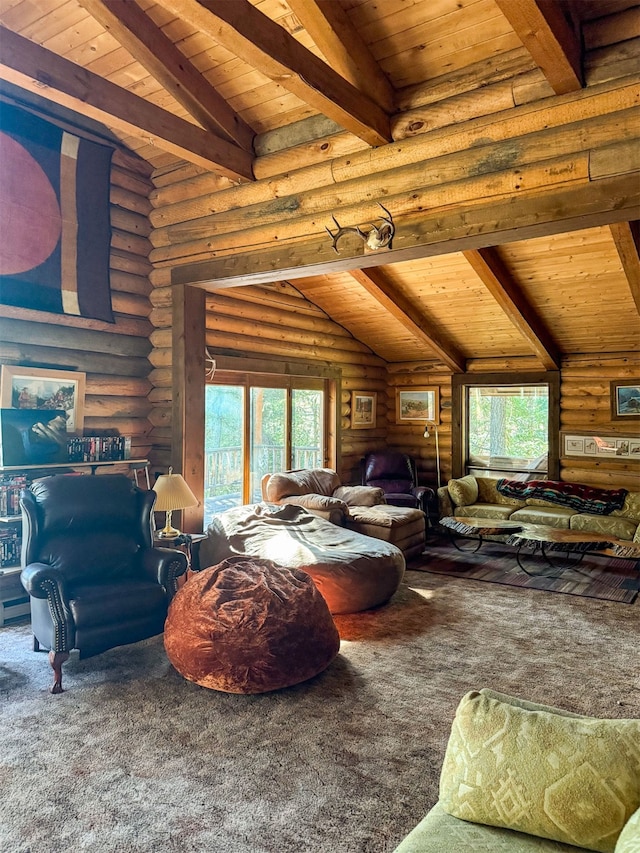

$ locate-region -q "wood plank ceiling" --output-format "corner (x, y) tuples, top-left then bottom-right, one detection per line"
(0, 0), (638, 367)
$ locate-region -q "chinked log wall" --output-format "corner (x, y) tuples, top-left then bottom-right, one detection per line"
(149, 271), (389, 483)
(0, 148), (155, 466)
(150, 49), (639, 276)
(147, 42), (639, 492)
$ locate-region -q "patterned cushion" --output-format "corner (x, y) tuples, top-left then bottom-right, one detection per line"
(611, 492), (640, 523)
(447, 475), (478, 507)
(439, 689), (640, 853)
(509, 506), (576, 528)
(615, 806), (640, 853)
(570, 513), (637, 541)
(456, 503), (516, 520)
(476, 477), (526, 507)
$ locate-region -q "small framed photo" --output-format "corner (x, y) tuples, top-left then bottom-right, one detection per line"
(350, 391), (376, 429)
(0, 365), (85, 433)
(396, 386), (439, 423)
(611, 381), (640, 419)
(565, 437), (584, 455)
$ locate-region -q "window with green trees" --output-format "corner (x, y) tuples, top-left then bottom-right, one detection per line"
(452, 372), (560, 481)
(467, 385), (549, 476)
(204, 377), (327, 522)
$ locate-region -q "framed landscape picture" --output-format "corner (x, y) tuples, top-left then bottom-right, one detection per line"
(396, 387), (439, 423)
(610, 381), (640, 419)
(0, 365), (85, 433)
(350, 391), (376, 429)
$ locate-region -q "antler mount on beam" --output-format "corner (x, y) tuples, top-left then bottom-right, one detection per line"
(326, 204), (395, 253)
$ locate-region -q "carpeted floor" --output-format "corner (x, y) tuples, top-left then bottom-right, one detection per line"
(415, 539), (640, 603)
(1, 569), (639, 853)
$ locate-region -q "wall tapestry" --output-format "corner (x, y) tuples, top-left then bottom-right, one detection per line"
(0, 101), (114, 323)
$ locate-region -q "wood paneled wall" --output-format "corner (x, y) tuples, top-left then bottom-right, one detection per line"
(394, 353), (640, 492)
(148, 272), (388, 484)
(0, 148), (155, 465)
(148, 164), (638, 493)
(559, 352), (640, 490)
(385, 363), (453, 489)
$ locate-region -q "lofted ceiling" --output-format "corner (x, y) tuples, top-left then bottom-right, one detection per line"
(0, 0), (638, 368)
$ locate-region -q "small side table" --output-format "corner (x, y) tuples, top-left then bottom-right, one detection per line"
(154, 532), (207, 581)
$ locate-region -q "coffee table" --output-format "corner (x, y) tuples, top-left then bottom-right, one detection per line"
(609, 540), (640, 560)
(439, 516), (523, 553)
(506, 527), (614, 575)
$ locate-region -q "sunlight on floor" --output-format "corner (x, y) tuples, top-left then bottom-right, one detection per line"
(407, 587), (436, 600)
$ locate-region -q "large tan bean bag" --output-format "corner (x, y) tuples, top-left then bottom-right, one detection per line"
(195, 503), (405, 614)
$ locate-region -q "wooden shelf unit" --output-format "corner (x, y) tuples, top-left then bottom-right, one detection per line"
(0, 459), (149, 625)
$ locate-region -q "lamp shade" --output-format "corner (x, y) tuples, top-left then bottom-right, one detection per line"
(152, 469), (199, 512)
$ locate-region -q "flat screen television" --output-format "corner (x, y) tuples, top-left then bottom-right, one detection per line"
(0, 408), (68, 467)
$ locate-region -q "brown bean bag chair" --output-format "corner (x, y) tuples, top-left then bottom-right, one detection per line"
(164, 555), (340, 694)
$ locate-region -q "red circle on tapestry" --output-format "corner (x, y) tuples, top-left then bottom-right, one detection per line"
(0, 131), (62, 275)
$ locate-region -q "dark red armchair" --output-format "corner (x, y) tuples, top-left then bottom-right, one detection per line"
(20, 474), (188, 693)
(361, 451), (436, 521)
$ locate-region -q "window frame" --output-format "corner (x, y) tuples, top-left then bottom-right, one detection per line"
(451, 371), (560, 481)
(205, 357), (339, 506)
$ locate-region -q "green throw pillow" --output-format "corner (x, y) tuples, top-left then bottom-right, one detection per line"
(439, 689), (640, 853)
(447, 475), (478, 507)
(615, 807), (640, 853)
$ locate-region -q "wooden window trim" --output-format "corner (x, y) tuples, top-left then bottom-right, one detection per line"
(451, 371), (560, 481)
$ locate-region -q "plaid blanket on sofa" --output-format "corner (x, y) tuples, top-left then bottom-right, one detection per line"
(496, 479), (628, 515)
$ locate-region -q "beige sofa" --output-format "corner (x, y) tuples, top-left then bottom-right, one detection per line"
(261, 468), (426, 559)
(437, 476), (640, 544)
(393, 689), (640, 853)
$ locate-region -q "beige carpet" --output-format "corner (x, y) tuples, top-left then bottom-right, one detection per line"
(1, 569), (639, 853)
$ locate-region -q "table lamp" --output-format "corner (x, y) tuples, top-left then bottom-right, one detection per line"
(152, 467), (199, 538)
(423, 420), (441, 489)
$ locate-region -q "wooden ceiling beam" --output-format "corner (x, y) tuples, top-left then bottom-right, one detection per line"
(78, 0), (255, 153)
(286, 0), (395, 114)
(172, 174), (639, 289)
(462, 247), (561, 370)
(347, 268), (466, 373)
(610, 221), (640, 315)
(155, 0), (391, 146)
(0, 26), (253, 182)
(495, 0), (582, 94)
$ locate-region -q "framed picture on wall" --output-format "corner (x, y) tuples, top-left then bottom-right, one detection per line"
(0, 365), (85, 433)
(350, 391), (377, 429)
(610, 381), (640, 419)
(396, 387), (439, 423)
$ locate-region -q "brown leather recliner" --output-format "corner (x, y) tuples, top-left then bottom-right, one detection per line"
(20, 473), (188, 693)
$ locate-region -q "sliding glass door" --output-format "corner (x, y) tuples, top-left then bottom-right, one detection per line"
(205, 377), (326, 523)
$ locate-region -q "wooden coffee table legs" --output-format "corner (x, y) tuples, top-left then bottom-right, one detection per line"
(511, 540), (589, 576)
(506, 530), (613, 577)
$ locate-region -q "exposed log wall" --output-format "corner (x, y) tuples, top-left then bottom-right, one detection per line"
(155, 57), (640, 287)
(144, 43), (639, 495)
(385, 364), (453, 489)
(380, 355), (640, 493)
(148, 277), (387, 484)
(558, 352), (640, 490)
(0, 148), (155, 467)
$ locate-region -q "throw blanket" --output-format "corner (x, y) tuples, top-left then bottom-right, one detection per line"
(496, 479), (628, 515)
